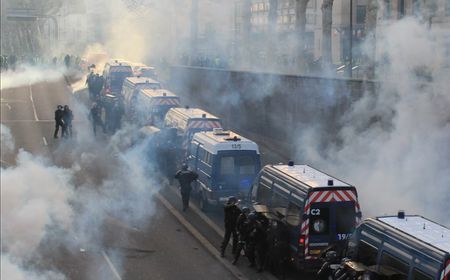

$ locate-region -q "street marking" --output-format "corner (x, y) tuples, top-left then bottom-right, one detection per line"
(156, 193), (248, 280)
(167, 184), (224, 237)
(28, 84), (39, 121)
(42, 137), (48, 146)
(101, 250), (122, 280)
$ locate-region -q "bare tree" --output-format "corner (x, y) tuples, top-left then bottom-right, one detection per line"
(364, 0), (378, 79)
(295, 0), (310, 72)
(321, 0), (334, 72)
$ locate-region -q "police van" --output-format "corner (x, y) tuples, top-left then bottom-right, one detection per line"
(122, 78), (162, 122)
(346, 214), (450, 280)
(133, 89), (181, 128)
(187, 129), (261, 211)
(102, 60), (134, 95)
(249, 162), (362, 267)
(164, 108), (223, 153)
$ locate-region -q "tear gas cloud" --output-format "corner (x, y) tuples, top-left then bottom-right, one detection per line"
(1, 98), (163, 279)
(297, 17), (450, 225)
(0, 65), (65, 90)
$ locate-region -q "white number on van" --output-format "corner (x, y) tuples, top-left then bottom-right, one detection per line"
(311, 208), (321, 216)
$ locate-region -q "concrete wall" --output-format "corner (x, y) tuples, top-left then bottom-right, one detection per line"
(169, 66), (376, 158)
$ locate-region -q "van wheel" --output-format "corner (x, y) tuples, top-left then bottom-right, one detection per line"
(199, 193), (209, 212)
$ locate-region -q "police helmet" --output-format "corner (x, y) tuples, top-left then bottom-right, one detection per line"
(325, 251), (337, 262)
(241, 207), (250, 214)
(181, 163), (188, 170)
(227, 196), (237, 205)
(247, 212), (257, 221)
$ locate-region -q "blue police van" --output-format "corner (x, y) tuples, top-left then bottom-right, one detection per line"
(249, 163), (362, 267)
(186, 129), (261, 211)
(346, 213), (450, 280)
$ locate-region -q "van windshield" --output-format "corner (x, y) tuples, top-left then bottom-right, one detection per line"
(219, 155), (257, 176)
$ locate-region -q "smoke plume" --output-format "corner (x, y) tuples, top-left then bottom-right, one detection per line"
(297, 17), (450, 225)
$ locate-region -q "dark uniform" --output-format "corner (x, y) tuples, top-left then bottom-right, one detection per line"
(54, 105), (65, 138)
(174, 164), (198, 211)
(220, 197), (242, 257)
(89, 103), (106, 136)
(246, 213), (268, 271)
(62, 105), (74, 138)
(232, 208), (251, 265)
(86, 72), (96, 101)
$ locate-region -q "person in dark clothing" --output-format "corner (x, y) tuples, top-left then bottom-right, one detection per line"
(64, 54), (71, 68)
(266, 220), (290, 278)
(54, 105), (65, 138)
(317, 251), (339, 280)
(110, 101), (124, 133)
(86, 71), (96, 100)
(174, 164), (198, 211)
(62, 105), (74, 138)
(220, 197), (242, 257)
(9, 55), (17, 71)
(93, 74), (104, 97)
(88, 102), (106, 136)
(252, 213), (269, 272)
(232, 207), (251, 265)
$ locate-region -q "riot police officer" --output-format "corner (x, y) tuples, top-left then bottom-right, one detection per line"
(174, 164), (198, 211)
(232, 207), (251, 265)
(89, 102), (106, 136)
(54, 105), (65, 138)
(220, 196), (241, 257)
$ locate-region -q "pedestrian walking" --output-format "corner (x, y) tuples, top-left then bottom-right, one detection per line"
(54, 105), (65, 139)
(220, 197), (242, 257)
(174, 164), (198, 211)
(62, 105), (74, 138)
(88, 102), (106, 136)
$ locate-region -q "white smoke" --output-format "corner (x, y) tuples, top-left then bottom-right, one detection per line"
(297, 17), (450, 226)
(1, 254), (66, 280)
(1, 98), (163, 279)
(0, 65), (65, 90)
(1, 124), (15, 155)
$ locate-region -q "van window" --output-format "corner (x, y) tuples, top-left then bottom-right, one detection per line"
(356, 241), (378, 265)
(336, 205), (356, 233)
(272, 190), (289, 208)
(286, 202), (301, 226)
(220, 156), (234, 175)
(380, 252), (409, 278)
(256, 183), (271, 205)
(238, 155), (256, 175)
(412, 269), (433, 280)
(309, 205), (330, 235)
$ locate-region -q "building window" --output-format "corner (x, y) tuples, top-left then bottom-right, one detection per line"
(447, 0), (450, 16)
(398, 0), (405, 18)
(384, 0), (391, 19)
(356, 5), (366, 24)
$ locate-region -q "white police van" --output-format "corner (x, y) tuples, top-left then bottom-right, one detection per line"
(164, 107), (222, 154)
(249, 162), (362, 267)
(346, 213), (450, 280)
(122, 77), (162, 123)
(187, 129), (261, 211)
(125, 88), (180, 127)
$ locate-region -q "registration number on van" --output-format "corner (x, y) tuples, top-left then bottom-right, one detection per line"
(337, 233), (352, 240)
(231, 144), (242, 149)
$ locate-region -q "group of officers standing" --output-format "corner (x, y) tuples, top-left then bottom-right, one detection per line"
(86, 71), (124, 136)
(220, 197), (290, 275)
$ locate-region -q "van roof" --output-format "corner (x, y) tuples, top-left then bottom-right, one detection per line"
(270, 164), (351, 188)
(166, 108), (220, 121)
(140, 89), (179, 98)
(139, 125), (160, 136)
(377, 215), (450, 253)
(193, 129), (259, 154)
(125, 77), (160, 85)
(108, 59), (132, 67)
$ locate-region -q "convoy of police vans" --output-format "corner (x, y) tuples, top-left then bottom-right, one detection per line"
(99, 59), (449, 280)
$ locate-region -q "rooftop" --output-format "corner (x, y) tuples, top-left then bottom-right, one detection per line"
(272, 164), (350, 188)
(378, 215), (450, 253)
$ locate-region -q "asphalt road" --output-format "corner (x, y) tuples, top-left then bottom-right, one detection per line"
(0, 67), (289, 280)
